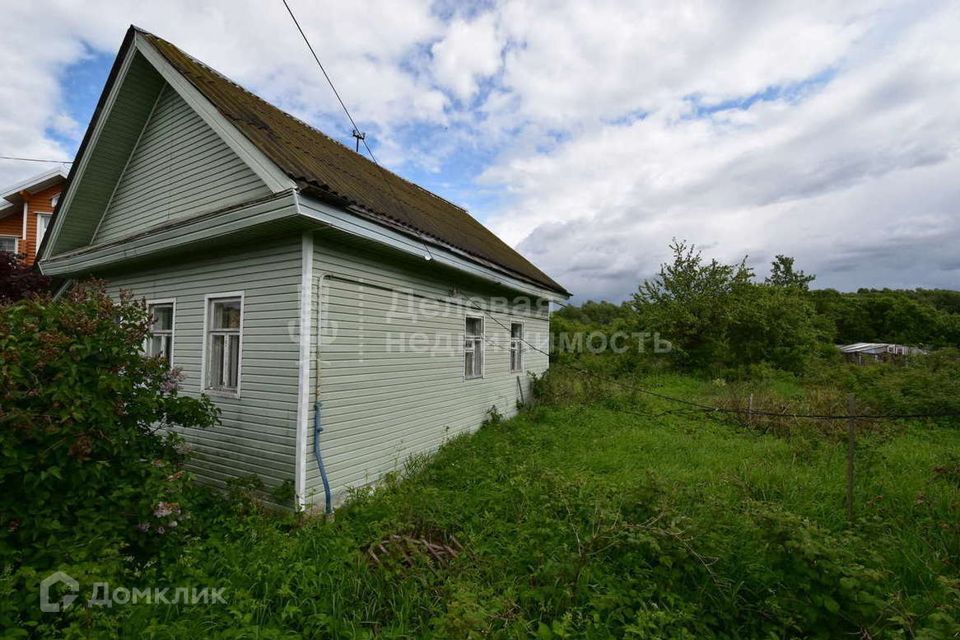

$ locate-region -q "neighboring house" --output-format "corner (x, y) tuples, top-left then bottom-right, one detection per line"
(838, 342), (927, 364)
(37, 27), (569, 511)
(0, 168), (66, 265)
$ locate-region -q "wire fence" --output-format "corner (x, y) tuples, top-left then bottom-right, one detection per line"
(473, 301), (960, 422)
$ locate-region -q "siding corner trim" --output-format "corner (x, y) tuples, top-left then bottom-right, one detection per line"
(294, 230), (314, 508)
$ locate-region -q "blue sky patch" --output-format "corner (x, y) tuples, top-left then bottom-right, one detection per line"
(685, 67), (837, 119)
(47, 49), (114, 149)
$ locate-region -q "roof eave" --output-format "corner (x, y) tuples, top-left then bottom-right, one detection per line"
(38, 191), (299, 276)
(0, 167), (68, 204)
(298, 192), (569, 302)
(301, 185), (569, 297)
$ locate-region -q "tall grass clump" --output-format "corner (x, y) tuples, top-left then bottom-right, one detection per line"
(7, 360), (957, 637)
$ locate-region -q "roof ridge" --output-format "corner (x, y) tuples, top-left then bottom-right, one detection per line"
(140, 31), (351, 149)
(136, 28), (567, 294)
(144, 30), (472, 215)
(0, 167), (68, 201)
(142, 31), (462, 243)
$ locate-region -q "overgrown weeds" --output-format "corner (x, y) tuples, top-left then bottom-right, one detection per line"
(8, 357), (960, 637)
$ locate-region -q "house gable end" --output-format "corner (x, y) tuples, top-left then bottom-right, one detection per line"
(42, 29), (294, 262)
(48, 50), (165, 255)
(93, 83), (272, 244)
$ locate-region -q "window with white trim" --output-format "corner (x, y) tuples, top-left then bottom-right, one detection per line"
(510, 322), (524, 372)
(206, 297), (242, 392)
(0, 236), (16, 253)
(36, 213), (52, 249)
(464, 316), (483, 379)
(146, 302), (174, 366)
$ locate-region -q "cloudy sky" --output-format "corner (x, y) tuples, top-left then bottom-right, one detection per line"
(1, 0), (958, 300)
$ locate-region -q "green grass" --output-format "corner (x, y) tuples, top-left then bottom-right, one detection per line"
(67, 373), (960, 638)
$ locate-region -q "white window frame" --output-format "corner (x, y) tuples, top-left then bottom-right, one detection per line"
(464, 314), (485, 380)
(0, 235), (19, 254)
(509, 320), (525, 373)
(201, 292), (245, 398)
(35, 213), (52, 254)
(145, 298), (176, 367)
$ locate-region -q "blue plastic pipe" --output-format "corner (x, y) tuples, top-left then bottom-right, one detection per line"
(313, 400), (333, 514)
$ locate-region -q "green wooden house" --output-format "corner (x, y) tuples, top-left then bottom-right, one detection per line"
(38, 27), (569, 510)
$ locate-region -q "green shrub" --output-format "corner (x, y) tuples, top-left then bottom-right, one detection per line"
(725, 284), (821, 373)
(631, 240), (754, 370)
(630, 241), (822, 374)
(810, 288), (960, 348)
(0, 251), (50, 304)
(0, 282), (219, 572)
(805, 349), (960, 418)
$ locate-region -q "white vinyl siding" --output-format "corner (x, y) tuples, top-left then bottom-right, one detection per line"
(94, 83), (271, 244)
(306, 232), (551, 507)
(104, 235), (302, 491)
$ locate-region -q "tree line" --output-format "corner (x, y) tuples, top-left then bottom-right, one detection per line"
(553, 240), (960, 374)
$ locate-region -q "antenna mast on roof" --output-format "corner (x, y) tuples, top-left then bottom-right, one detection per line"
(282, 0), (434, 261)
(351, 129), (365, 153)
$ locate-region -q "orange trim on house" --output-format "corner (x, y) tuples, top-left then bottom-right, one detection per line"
(0, 181), (63, 266)
(20, 184), (61, 265)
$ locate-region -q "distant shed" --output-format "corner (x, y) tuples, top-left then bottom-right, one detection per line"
(838, 343), (927, 364)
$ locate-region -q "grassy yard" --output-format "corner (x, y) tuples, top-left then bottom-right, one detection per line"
(75, 373), (959, 638)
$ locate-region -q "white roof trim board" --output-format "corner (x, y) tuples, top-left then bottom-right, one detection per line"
(0, 168), (67, 205)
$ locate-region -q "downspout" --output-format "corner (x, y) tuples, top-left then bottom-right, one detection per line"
(313, 271), (333, 514)
(313, 400), (332, 514)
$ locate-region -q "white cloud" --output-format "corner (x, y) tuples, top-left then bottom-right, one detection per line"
(479, 0), (960, 299)
(491, 0), (880, 128)
(0, 0), (446, 185)
(431, 12), (502, 101)
(0, 0), (957, 300)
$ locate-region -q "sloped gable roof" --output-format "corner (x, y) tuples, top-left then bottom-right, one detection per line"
(136, 29), (566, 295)
(0, 168), (67, 209)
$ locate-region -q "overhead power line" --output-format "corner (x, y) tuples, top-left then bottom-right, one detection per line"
(280, 0), (364, 140)
(0, 155), (72, 164)
(279, 0), (434, 261)
(279, 1), (958, 424)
